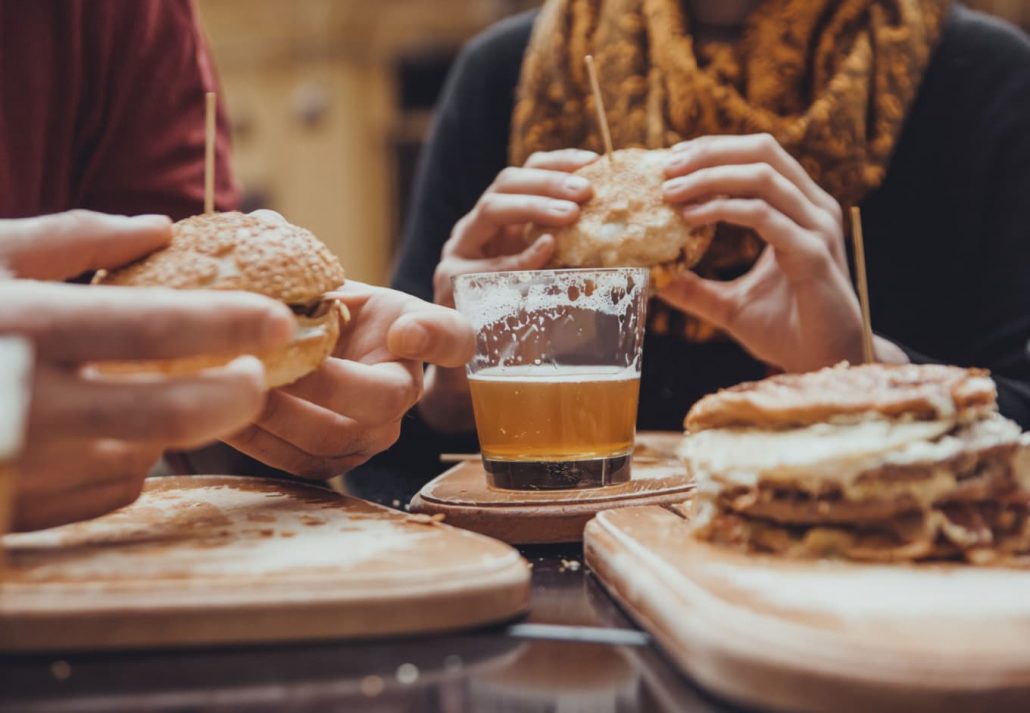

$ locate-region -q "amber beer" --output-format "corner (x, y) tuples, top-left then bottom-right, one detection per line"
(470, 366), (639, 459)
(469, 366), (640, 489)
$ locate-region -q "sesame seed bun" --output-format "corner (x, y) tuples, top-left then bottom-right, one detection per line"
(527, 148), (714, 288)
(95, 211), (347, 387)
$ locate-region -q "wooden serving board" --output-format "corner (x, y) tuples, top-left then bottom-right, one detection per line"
(410, 432), (693, 545)
(0, 476), (530, 652)
(584, 505), (1030, 713)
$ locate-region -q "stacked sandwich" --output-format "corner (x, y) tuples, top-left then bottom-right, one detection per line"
(679, 363), (1030, 564)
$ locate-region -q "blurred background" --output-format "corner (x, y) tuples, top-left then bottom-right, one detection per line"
(195, 0), (1029, 286)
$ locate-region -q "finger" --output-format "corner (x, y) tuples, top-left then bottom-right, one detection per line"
(668, 135), (839, 219)
(279, 358), (422, 424)
(435, 235), (555, 308)
(658, 271), (742, 332)
(524, 149), (600, 172)
(492, 167), (593, 202)
(248, 390), (404, 461)
(0, 211), (171, 281)
(387, 303), (477, 369)
(454, 194), (579, 256)
(663, 164), (831, 233)
(681, 199), (833, 277)
(225, 424), (393, 479)
(0, 281), (294, 363)
(12, 470), (149, 532)
(29, 357), (269, 447)
(15, 439), (162, 497)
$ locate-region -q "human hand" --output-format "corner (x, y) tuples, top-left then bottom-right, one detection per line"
(5, 282), (293, 531)
(433, 149), (598, 307)
(0, 211), (295, 531)
(0, 209), (172, 279)
(224, 281), (474, 478)
(659, 134), (906, 372)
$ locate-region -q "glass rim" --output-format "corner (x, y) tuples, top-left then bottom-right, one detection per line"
(451, 266), (650, 288)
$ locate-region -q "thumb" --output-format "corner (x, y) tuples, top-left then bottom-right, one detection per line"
(0, 211), (171, 281)
(388, 306), (475, 368)
(658, 271), (739, 332)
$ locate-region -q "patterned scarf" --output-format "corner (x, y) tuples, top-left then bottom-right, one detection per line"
(511, 0), (950, 340)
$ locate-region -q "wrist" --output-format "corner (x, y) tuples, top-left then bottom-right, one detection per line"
(417, 365), (476, 434)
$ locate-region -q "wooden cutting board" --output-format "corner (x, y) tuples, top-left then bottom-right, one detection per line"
(410, 432), (693, 545)
(585, 505), (1030, 713)
(0, 476), (530, 653)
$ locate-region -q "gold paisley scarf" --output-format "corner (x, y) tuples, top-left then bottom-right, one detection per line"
(511, 0), (950, 340)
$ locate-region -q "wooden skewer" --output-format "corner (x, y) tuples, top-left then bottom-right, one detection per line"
(204, 91), (217, 215)
(849, 206), (875, 364)
(584, 55), (615, 164)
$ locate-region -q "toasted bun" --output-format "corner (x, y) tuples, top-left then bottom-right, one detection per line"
(527, 149), (714, 286)
(99, 212), (344, 301)
(685, 363), (998, 432)
(95, 212), (347, 386)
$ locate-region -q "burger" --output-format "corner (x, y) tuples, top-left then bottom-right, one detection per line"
(526, 148), (714, 288)
(94, 211), (348, 387)
(679, 363), (1030, 565)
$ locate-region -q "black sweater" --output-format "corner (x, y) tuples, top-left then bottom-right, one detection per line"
(352, 6), (1030, 502)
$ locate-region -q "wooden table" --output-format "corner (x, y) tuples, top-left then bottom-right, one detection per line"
(0, 544), (744, 713)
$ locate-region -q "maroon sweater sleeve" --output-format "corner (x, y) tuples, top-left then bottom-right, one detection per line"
(0, 0), (238, 221)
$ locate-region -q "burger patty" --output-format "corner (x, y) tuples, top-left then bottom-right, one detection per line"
(710, 439), (1021, 526)
(685, 497), (1030, 565)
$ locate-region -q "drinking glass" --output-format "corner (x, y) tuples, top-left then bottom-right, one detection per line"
(453, 268), (648, 490)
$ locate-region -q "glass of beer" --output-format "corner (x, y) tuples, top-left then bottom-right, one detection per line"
(453, 268), (648, 490)
(0, 337), (33, 575)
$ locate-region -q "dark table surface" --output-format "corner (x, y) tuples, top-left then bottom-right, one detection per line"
(0, 544), (746, 713)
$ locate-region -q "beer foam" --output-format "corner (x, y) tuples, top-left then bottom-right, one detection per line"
(470, 365), (639, 381)
(454, 268), (648, 332)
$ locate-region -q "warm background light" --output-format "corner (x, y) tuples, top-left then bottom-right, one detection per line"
(196, 0), (1028, 285)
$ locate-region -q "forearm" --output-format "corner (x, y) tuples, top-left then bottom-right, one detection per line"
(417, 365), (476, 434)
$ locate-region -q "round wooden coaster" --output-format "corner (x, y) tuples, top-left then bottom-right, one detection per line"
(410, 432), (693, 545)
(0, 476), (530, 652)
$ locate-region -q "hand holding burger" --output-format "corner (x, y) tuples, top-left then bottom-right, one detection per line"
(432, 148), (599, 308)
(226, 279), (475, 478)
(659, 134), (908, 372)
(0, 210), (294, 531)
(96, 209), (476, 479)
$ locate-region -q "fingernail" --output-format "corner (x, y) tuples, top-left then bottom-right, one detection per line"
(131, 214), (172, 228)
(533, 234), (554, 249)
(665, 155), (688, 171)
(573, 149), (600, 159)
(226, 355), (267, 384)
(672, 140), (694, 153)
(564, 176), (590, 192)
(398, 323), (430, 356)
(549, 201), (577, 216)
(663, 177), (687, 193)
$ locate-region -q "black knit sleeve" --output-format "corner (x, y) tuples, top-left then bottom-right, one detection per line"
(390, 11), (535, 301)
(962, 16), (1030, 427)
